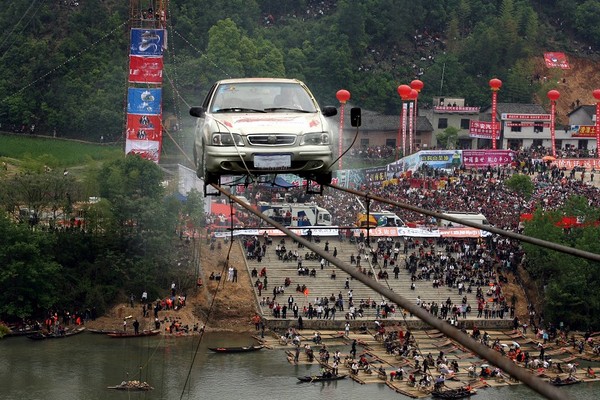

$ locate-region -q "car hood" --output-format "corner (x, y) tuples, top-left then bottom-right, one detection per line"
(209, 113), (327, 134)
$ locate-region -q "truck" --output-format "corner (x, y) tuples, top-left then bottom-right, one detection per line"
(357, 211), (404, 227)
(257, 201), (332, 226)
(438, 212), (490, 228)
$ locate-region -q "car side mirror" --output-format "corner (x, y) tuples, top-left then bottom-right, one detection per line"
(189, 106), (205, 118)
(321, 106), (337, 117)
(351, 107), (361, 127)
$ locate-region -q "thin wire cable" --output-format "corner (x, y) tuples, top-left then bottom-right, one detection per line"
(161, 122), (193, 164)
(0, 1), (39, 54)
(328, 184), (600, 263)
(213, 185), (571, 400)
(171, 29), (232, 78)
(178, 220), (236, 400)
(328, 122), (359, 170)
(1, 20), (128, 104)
(212, 118), (256, 181)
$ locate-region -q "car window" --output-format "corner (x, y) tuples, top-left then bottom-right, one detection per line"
(210, 82), (317, 113)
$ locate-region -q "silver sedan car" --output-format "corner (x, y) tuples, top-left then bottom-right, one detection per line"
(190, 78), (337, 188)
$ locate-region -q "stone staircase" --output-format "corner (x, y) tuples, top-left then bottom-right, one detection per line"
(243, 237), (500, 321)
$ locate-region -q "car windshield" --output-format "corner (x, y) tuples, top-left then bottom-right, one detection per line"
(210, 82), (317, 113)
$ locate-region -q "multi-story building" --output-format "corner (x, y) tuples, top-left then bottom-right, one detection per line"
(566, 105), (597, 151)
(426, 97), (481, 149)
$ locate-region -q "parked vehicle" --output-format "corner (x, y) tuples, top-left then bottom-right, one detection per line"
(257, 201), (332, 226)
(438, 212), (489, 228)
(190, 78), (337, 194)
(356, 211), (403, 228)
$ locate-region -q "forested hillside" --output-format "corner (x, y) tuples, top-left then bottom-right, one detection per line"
(0, 0), (598, 140)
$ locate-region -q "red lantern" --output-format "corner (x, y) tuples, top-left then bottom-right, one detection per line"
(489, 78), (502, 91)
(410, 79), (424, 92)
(547, 90), (560, 101)
(593, 89), (600, 101)
(408, 89), (418, 100)
(336, 89), (350, 104)
(397, 84), (411, 99)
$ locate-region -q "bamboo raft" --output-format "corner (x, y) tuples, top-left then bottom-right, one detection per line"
(261, 328), (600, 397)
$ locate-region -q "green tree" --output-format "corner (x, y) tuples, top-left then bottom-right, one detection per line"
(436, 126), (459, 149)
(575, 0), (600, 43)
(0, 215), (61, 319)
(522, 200), (600, 330)
(504, 173), (535, 200)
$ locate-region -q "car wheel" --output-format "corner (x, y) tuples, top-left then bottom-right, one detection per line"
(315, 171), (332, 185)
(193, 145), (203, 179)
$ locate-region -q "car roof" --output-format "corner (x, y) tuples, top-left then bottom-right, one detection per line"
(216, 77), (303, 85)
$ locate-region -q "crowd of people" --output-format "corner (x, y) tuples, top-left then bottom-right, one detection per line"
(311, 148), (600, 231)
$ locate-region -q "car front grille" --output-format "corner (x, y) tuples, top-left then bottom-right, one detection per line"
(247, 134), (296, 146)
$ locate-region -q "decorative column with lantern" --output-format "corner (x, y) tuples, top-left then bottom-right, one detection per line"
(547, 89), (560, 158)
(407, 89), (418, 154)
(396, 84), (411, 160)
(410, 80), (424, 152)
(335, 89), (350, 170)
(489, 78), (502, 149)
(594, 89), (600, 159)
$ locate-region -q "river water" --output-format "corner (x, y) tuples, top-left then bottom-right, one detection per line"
(0, 332), (596, 400)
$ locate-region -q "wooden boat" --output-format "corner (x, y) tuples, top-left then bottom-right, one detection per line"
(431, 388), (477, 399)
(5, 327), (41, 337)
(550, 377), (581, 386)
(107, 380), (153, 391)
(298, 374), (347, 383)
(107, 329), (161, 338)
(87, 328), (121, 335)
(27, 327), (86, 340)
(208, 345), (264, 353)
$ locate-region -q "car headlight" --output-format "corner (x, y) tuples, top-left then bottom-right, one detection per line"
(301, 132), (330, 145)
(211, 133), (244, 146)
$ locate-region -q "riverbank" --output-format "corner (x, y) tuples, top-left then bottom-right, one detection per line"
(86, 240), (259, 334)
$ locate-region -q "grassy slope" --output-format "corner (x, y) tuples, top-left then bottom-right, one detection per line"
(0, 133), (122, 167)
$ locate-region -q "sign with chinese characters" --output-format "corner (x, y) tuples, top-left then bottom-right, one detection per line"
(501, 113), (551, 121)
(570, 125), (596, 137)
(433, 106), (480, 113)
(469, 121), (500, 139)
(462, 150), (515, 168)
(505, 122), (550, 128)
(129, 56), (163, 84)
(554, 158), (600, 170)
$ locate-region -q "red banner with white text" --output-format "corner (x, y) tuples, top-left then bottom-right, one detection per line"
(129, 56), (163, 84)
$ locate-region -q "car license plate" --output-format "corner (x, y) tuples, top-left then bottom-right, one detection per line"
(254, 154), (291, 169)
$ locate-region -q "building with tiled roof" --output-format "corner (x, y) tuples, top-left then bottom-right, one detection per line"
(340, 107), (433, 151)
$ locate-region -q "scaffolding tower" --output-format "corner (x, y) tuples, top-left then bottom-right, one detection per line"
(129, 0), (168, 29)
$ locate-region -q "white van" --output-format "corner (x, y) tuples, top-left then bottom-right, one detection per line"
(439, 212), (489, 228)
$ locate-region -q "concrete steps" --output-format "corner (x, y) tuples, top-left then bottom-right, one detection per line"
(243, 237), (501, 321)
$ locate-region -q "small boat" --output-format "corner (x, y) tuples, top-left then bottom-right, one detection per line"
(5, 327), (41, 337)
(431, 388), (477, 399)
(27, 327), (86, 340)
(107, 329), (161, 338)
(298, 374), (347, 383)
(107, 380), (153, 391)
(87, 328), (121, 335)
(208, 345), (264, 353)
(550, 377), (581, 386)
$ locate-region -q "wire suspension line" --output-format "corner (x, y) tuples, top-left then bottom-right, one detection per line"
(213, 183), (571, 400)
